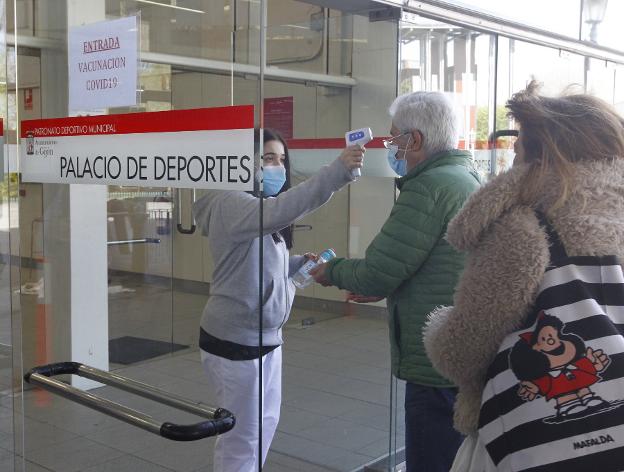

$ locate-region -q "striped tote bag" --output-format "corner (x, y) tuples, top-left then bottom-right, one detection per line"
(478, 213), (624, 471)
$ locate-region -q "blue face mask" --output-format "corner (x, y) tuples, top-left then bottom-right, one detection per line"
(386, 147), (407, 177)
(262, 166), (286, 196)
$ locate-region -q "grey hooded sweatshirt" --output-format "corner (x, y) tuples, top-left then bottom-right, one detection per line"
(193, 157), (354, 347)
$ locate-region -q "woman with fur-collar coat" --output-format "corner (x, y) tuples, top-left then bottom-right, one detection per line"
(423, 81), (624, 457)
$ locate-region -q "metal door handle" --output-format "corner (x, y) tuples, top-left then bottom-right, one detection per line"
(176, 224), (196, 235)
(176, 188), (197, 235)
(488, 129), (518, 175)
(24, 362), (235, 441)
(107, 238), (161, 246)
(293, 224), (313, 232)
(488, 129), (518, 146)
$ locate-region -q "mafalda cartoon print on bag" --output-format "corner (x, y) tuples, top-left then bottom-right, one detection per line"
(509, 312), (617, 423)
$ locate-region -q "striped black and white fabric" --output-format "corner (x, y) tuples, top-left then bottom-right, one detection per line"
(478, 213), (624, 471)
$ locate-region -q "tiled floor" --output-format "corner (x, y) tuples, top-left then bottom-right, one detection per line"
(1, 278), (405, 471)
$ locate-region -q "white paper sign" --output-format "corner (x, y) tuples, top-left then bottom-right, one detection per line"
(69, 16), (138, 112)
(21, 106), (255, 190)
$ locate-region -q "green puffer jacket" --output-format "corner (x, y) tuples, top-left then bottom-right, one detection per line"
(326, 150), (481, 386)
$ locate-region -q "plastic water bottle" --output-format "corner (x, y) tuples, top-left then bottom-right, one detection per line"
(292, 248), (336, 289)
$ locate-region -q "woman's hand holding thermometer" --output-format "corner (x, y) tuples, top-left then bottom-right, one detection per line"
(345, 128), (373, 178)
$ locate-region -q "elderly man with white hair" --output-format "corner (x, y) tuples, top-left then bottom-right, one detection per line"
(311, 91), (481, 472)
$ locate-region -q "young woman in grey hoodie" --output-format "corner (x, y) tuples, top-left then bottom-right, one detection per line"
(192, 128), (364, 472)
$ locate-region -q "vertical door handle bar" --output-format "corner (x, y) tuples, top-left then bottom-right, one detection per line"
(488, 129), (518, 175)
(176, 188), (197, 234)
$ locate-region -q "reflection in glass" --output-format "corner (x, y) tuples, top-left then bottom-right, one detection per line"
(400, 19), (496, 179)
(0, 3), (15, 471)
(615, 65), (624, 116)
(586, 57), (616, 103)
(449, 0), (582, 38)
(583, 0), (608, 43)
(580, 0), (624, 49)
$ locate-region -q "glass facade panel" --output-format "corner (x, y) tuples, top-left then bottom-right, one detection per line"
(493, 37), (587, 170)
(399, 15), (496, 179)
(615, 64), (624, 115)
(12, 2), (259, 471)
(504, 39), (586, 96)
(263, 10), (401, 472)
(3, 1), (624, 472)
(391, 12), (497, 468)
(108, 0), (238, 62)
(581, 0), (624, 50)
(453, 0), (582, 38)
(266, 1), (352, 76)
(586, 57), (616, 103)
(0, 2), (14, 470)
(8, 2), (402, 471)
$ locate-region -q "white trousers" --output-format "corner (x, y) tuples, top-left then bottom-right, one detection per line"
(201, 347), (282, 472)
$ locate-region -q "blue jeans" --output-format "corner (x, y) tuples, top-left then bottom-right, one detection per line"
(404, 383), (463, 472)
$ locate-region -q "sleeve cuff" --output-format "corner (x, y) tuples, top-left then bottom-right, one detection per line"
(327, 157), (355, 187)
(325, 257), (342, 286)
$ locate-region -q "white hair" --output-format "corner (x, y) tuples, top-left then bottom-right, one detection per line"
(389, 91), (459, 157)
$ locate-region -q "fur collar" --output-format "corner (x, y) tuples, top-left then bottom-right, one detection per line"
(447, 158), (624, 253)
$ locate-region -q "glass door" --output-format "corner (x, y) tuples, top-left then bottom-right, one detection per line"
(393, 11), (498, 469)
(250, 4), (407, 471)
(12, 1), (260, 471)
(0, 1), (14, 469)
(399, 12), (497, 179)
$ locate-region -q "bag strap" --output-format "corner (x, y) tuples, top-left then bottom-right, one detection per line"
(535, 210), (568, 263)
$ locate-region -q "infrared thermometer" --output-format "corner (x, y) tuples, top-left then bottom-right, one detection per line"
(345, 127), (373, 178)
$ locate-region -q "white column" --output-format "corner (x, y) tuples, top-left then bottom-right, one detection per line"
(68, 0), (108, 390)
(38, 0), (108, 390)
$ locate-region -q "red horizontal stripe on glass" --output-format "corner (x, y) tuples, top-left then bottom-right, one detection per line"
(21, 105), (254, 138)
(286, 137), (389, 149)
(286, 138), (469, 150)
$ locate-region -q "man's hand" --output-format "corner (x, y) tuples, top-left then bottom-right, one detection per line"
(347, 292), (384, 304)
(309, 262), (331, 286)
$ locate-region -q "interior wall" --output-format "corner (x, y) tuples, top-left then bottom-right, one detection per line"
(289, 172), (349, 302)
(102, 0), (352, 77)
(166, 71), (353, 301)
(14, 54), (42, 263)
(267, 0), (327, 73)
(18, 1), (401, 307)
(348, 13), (398, 302)
(103, 6), (399, 307)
